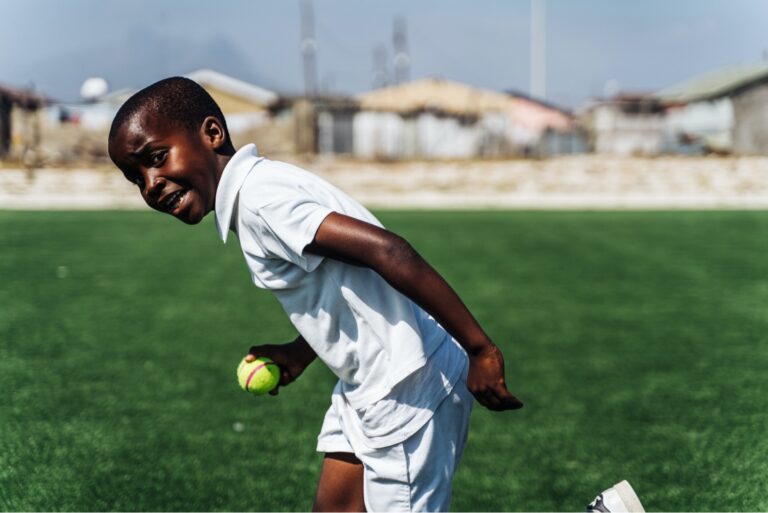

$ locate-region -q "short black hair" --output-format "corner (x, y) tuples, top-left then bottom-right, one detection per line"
(109, 76), (232, 147)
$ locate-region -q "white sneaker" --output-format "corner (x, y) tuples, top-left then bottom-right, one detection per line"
(586, 480), (645, 512)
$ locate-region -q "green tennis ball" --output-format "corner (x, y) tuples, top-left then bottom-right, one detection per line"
(237, 357), (280, 395)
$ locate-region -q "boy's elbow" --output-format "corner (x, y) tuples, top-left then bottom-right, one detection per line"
(379, 234), (420, 267)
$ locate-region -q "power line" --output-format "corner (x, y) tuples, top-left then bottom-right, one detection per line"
(300, 0), (318, 95)
(372, 44), (389, 89)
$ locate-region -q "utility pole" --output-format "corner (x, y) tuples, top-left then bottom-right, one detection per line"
(372, 45), (389, 89)
(393, 16), (410, 85)
(300, 0), (318, 96)
(530, 0), (546, 99)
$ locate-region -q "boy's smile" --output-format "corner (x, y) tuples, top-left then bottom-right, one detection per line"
(108, 111), (230, 224)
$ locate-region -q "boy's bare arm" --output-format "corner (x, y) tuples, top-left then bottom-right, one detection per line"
(306, 212), (523, 411)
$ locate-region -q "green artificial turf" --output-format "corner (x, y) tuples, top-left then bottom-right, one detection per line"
(1, 210), (767, 511)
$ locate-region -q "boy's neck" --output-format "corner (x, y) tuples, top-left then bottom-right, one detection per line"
(214, 148), (236, 187)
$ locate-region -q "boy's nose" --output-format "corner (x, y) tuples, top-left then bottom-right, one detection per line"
(144, 175), (166, 201)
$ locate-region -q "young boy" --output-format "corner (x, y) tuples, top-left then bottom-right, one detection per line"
(108, 77), (523, 512)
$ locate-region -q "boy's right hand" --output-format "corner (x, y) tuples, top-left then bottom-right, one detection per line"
(467, 343), (524, 411)
(245, 336), (317, 396)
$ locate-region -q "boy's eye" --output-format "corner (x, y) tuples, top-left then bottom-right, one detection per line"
(149, 150), (167, 167)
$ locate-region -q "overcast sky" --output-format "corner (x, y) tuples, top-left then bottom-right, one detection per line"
(2, 0), (767, 108)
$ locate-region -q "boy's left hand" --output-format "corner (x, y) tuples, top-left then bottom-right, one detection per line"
(245, 337), (317, 396)
(467, 343), (524, 411)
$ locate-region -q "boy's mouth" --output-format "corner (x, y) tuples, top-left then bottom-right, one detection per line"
(160, 188), (189, 214)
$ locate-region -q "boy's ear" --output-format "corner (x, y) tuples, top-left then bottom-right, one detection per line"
(201, 116), (227, 150)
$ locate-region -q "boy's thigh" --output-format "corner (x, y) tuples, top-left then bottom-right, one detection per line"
(315, 404), (365, 511)
(361, 381), (474, 512)
(313, 452), (365, 512)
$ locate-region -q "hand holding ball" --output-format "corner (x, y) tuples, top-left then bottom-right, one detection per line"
(237, 357), (281, 395)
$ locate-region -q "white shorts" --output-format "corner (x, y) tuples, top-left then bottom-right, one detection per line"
(316, 374), (474, 512)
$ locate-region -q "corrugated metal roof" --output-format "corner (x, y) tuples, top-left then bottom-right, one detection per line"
(358, 78), (575, 133)
(0, 84), (48, 109)
(656, 62), (768, 104)
(357, 78), (511, 116)
(505, 89), (573, 116)
(186, 69), (278, 106)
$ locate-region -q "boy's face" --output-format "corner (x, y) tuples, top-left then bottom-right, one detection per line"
(108, 111), (225, 225)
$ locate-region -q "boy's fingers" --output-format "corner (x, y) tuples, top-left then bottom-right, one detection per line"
(476, 385), (523, 411)
(483, 395), (522, 411)
(248, 347), (265, 357)
(485, 393), (519, 412)
(495, 388), (524, 410)
(472, 388), (502, 410)
(279, 369), (292, 386)
(244, 354), (256, 363)
(481, 394), (503, 411)
(248, 345), (275, 359)
(502, 395), (524, 409)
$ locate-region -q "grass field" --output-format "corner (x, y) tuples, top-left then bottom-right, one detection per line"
(1, 210), (767, 511)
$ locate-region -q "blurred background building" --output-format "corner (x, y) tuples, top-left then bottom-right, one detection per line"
(0, 84), (48, 164)
(4, 59), (768, 167)
(2, 1), (768, 167)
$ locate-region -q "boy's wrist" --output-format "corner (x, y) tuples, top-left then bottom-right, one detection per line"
(463, 337), (496, 358)
(292, 335), (318, 366)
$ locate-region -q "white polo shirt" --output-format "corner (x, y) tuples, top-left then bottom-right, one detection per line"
(215, 144), (466, 446)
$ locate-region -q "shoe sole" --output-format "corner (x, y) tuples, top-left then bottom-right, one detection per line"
(613, 480), (645, 513)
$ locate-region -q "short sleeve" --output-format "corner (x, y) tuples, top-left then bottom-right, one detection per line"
(255, 197), (334, 272)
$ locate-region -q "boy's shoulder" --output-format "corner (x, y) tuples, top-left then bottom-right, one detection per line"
(236, 155), (329, 213)
(216, 146), (303, 239)
(239, 159), (311, 208)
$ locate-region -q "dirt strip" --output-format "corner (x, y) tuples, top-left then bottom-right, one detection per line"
(2, 155), (767, 210)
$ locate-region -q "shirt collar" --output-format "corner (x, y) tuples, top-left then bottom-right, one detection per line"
(215, 143), (261, 243)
